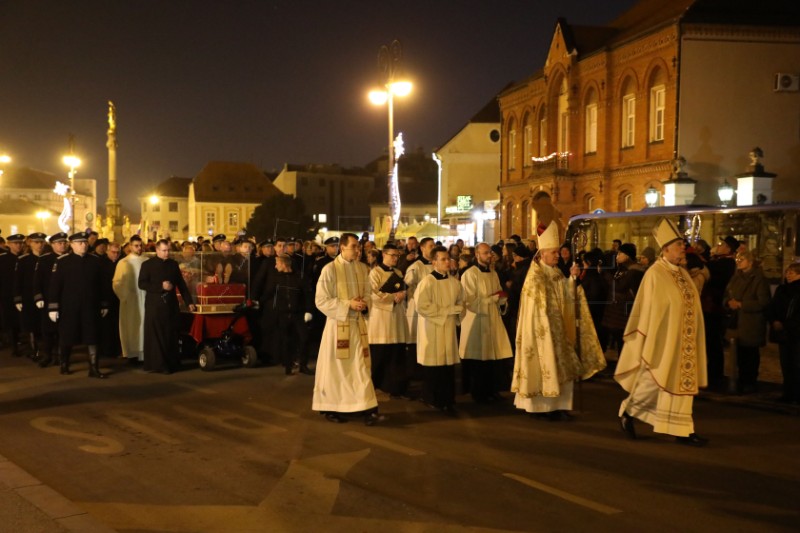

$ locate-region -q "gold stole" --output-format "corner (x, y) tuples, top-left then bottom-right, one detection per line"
(334, 258), (370, 361)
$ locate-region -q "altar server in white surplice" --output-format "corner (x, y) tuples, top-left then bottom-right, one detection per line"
(416, 246), (464, 415)
(368, 242), (410, 397)
(313, 233), (384, 426)
(112, 235), (148, 362)
(404, 237), (435, 359)
(459, 242), (513, 403)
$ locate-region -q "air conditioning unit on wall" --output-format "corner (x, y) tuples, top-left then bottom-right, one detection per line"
(774, 73), (800, 92)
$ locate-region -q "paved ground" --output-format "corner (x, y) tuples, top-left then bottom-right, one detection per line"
(0, 344), (798, 533)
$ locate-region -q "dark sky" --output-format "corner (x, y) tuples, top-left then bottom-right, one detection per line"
(0, 0), (637, 212)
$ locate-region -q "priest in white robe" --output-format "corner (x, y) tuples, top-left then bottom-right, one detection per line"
(459, 242), (513, 403)
(313, 233), (383, 425)
(416, 246), (464, 414)
(403, 237), (435, 379)
(512, 221), (606, 421)
(112, 235), (148, 362)
(615, 218), (709, 446)
(368, 243), (410, 397)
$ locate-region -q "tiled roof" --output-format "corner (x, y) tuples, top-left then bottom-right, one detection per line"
(154, 176), (192, 198)
(193, 161), (283, 203)
(1, 166), (93, 195)
(0, 197), (59, 215)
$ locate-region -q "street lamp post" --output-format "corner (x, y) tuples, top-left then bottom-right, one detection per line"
(62, 154), (81, 234)
(369, 40), (412, 242)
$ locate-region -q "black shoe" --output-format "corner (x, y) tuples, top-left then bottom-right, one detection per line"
(675, 433), (708, 447)
(530, 412), (550, 420)
(324, 413), (347, 424)
(89, 368), (108, 379)
(620, 412), (637, 439)
(299, 366), (315, 375)
(38, 357), (52, 368)
(60, 365), (71, 375)
(364, 413), (386, 426)
(548, 410), (574, 422)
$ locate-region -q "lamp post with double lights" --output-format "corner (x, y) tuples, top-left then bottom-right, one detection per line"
(62, 153), (81, 234)
(368, 39), (412, 241)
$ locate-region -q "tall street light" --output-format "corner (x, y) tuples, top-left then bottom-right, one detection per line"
(63, 137), (81, 234)
(0, 153), (10, 183)
(369, 39), (412, 241)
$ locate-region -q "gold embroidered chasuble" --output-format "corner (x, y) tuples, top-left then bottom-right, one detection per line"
(512, 260), (606, 398)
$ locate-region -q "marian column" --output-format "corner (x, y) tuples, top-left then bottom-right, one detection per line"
(105, 101), (122, 227)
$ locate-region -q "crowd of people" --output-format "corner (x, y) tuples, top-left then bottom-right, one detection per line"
(2, 218), (798, 445)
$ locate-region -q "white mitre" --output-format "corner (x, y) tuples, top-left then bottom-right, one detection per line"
(653, 217), (683, 248)
(538, 221), (561, 250)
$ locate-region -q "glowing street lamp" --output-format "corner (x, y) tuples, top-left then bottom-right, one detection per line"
(368, 40), (412, 241)
(0, 153), (10, 180)
(35, 210), (51, 231)
(644, 187), (659, 208)
(149, 194), (160, 205)
(62, 144), (81, 234)
(717, 179), (735, 207)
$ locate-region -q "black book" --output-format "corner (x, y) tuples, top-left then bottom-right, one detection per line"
(379, 272), (407, 294)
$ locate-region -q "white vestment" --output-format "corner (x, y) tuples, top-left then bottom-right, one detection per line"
(112, 254), (148, 360)
(404, 258), (433, 343)
(312, 255), (378, 413)
(615, 258), (707, 437)
(368, 265), (409, 344)
(459, 265), (512, 361)
(416, 272), (463, 366)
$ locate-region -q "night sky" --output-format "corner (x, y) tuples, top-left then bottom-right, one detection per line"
(0, 0), (638, 213)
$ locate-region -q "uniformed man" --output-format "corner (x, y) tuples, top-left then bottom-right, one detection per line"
(47, 232), (112, 378)
(33, 232), (69, 368)
(14, 233), (47, 361)
(0, 234), (26, 355)
(308, 236), (339, 360)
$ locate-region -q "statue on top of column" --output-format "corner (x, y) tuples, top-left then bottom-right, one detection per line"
(108, 101), (116, 133)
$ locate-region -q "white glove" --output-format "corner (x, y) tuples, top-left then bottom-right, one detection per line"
(101, 309), (109, 318)
(36, 300), (44, 309)
(15, 303), (22, 312)
(304, 312), (313, 323)
(49, 311), (58, 323)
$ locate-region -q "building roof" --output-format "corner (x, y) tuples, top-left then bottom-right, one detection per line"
(282, 163), (372, 176)
(369, 178), (438, 206)
(1, 166), (94, 195)
(0, 197), (59, 216)
(153, 176), (192, 198)
(192, 161), (283, 203)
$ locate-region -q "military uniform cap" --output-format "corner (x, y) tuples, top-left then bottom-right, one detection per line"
(6, 234), (25, 243)
(212, 234), (227, 243)
(324, 236), (340, 246)
(48, 232), (68, 243)
(68, 231), (89, 242)
(259, 238), (274, 248)
(27, 232), (47, 241)
(95, 238), (109, 246)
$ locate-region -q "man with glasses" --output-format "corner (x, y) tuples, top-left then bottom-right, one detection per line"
(312, 233), (383, 425)
(368, 243), (410, 397)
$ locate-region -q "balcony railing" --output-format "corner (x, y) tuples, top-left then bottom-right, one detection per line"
(531, 152), (570, 174)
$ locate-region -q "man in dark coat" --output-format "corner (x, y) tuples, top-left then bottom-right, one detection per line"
(602, 242), (644, 357)
(0, 234), (25, 355)
(14, 233), (47, 360)
(138, 239), (195, 374)
(33, 232), (69, 368)
(99, 242), (122, 361)
(47, 232), (111, 377)
(768, 262), (800, 404)
(265, 254), (314, 375)
(703, 236), (738, 388)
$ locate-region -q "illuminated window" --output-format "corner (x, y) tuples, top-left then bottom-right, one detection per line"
(205, 211), (215, 228)
(585, 103), (597, 154)
(228, 212), (239, 227)
(538, 116), (547, 156)
(622, 94), (636, 148)
(650, 85), (665, 142)
(623, 193), (633, 212)
(508, 127), (517, 170)
(523, 123), (533, 167)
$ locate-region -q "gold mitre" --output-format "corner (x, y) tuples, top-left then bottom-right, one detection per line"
(653, 217), (682, 248)
(538, 221), (561, 250)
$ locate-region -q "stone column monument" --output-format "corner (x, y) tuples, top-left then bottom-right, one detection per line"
(105, 101), (122, 241)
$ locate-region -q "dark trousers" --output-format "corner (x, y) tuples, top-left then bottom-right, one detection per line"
(422, 365), (456, 409)
(370, 343), (407, 395)
(704, 312), (726, 383)
(462, 359), (505, 402)
(274, 312), (308, 370)
(736, 343), (761, 389)
(779, 338), (800, 401)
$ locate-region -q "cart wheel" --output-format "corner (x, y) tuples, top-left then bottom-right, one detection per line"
(199, 347), (216, 371)
(242, 346), (258, 368)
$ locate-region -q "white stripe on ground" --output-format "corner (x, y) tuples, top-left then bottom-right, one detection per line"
(344, 431), (426, 456)
(503, 473), (623, 515)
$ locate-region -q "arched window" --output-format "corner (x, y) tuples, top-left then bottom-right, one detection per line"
(521, 199), (531, 237)
(557, 78), (569, 154)
(649, 68), (666, 143)
(620, 77), (636, 148)
(505, 201), (514, 237)
(584, 88), (598, 154)
(538, 106), (547, 156)
(507, 118), (517, 171)
(523, 112), (533, 167)
(622, 192), (633, 212)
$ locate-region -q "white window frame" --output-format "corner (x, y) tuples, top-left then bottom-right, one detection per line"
(228, 211), (239, 228)
(523, 124), (533, 167)
(585, 103), (597, 154)
(650, 85), (665, 142)
(205, 211), (216, 229)
(587, 196), (595, 212)
(558, 112), (569, 154)
(623, 193), (633, 212)
(622, 94), (636, 148)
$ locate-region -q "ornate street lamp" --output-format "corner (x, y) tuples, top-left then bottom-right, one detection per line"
(717, 179), (735, 207)
(644, 187), (659, 208)
(62, 152), (81, 234)
(368, 40), (412, 241)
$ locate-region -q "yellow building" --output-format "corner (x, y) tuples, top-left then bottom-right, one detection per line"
(139, 176), (192, 241)
(498, 0), (800, 239)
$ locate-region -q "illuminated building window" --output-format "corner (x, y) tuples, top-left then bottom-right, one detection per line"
(650, 85), (665, 142)
(585, 103), (597, 154)
(622, 94), (636, 148)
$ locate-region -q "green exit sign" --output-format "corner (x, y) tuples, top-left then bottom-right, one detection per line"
(457, 195), (473, 211)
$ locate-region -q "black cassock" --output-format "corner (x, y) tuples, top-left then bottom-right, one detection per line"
(138, 257), (193, 372)
(47, 253), (109, 348)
